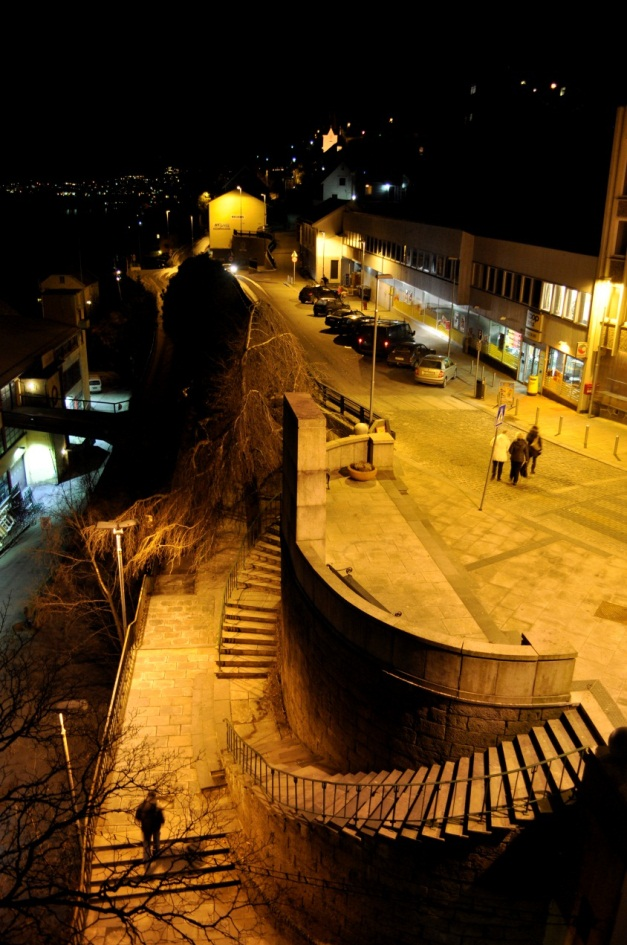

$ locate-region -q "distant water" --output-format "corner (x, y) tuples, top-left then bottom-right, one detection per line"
(0, 195), (160, 317)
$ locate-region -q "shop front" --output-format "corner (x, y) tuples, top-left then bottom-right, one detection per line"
(543, 348), (584, 406)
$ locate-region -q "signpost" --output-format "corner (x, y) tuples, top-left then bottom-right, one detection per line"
(291, 251), (298, 285)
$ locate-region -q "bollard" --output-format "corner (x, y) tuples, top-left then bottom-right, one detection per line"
(535, 407), (540, 426)
(514, 398), (519, 416)
(584, 425), (589, 449)
(557, 417), (562, 436)
(614, 436), (620, 460)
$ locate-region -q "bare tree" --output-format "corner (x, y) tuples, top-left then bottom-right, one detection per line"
(0, 610), (285, 945)
(177, 298), (320, 526)
(0, 290), (323, 943)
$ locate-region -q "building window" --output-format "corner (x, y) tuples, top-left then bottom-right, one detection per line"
(540, 282), (554, 312)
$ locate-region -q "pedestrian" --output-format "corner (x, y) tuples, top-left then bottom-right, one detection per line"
(135, 790), (165, 863)
(526, 424), (543, 474)
(490, 430), (510, 481)
(508, 433), (529, 485)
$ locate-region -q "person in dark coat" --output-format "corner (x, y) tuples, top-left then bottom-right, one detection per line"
(508, 434), (529, 485)
(135, 790), (165, 862)
(526, 425), (543, 474)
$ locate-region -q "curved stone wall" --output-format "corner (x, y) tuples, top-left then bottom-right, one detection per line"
(280, 393), (577, 770)
(226, 760), (554, 945)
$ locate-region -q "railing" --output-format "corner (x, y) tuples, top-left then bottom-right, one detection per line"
(72, 574), (153, 942)
(225, 720), (589, 830)
(17, 392), (131, 414)
(314, 381), (390, 432)
(217, 494), (282, 654)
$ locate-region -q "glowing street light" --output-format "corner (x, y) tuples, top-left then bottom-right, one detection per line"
(165, 209), (170, 237)
(96, 519), (137, 637)
(319, 230), (326, 283)
(369, 273), (394, 424)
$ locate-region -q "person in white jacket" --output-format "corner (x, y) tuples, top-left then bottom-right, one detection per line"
(490, 430), (511, 481)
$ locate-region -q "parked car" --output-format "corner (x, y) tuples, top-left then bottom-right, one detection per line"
(414, 355), (458, 387)
(386, 341), (436, 369)
(313, 297), (350, 318)
(298, 284), (339, 304)
(325, 309), (370, 334)
(352, 320), (415, 358)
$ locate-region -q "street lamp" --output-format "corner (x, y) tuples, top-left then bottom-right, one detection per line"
(291, 250), (298, 285)
(369, 273), (394, 424)
(319, 230), (326, 283)
(190, 214), (194, 253)
(262, 193), (267, 229)
(96, 519), (136, 636)
(165, 209), (170, 237)
(361, 239), (366, 311)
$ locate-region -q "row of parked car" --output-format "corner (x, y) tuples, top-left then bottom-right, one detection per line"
(298, 284), (458, 387)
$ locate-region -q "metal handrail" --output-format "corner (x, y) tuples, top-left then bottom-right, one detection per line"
(217, 494), (281, 654)
(72, 575), (153, 941)
(225, 720), (589, 830)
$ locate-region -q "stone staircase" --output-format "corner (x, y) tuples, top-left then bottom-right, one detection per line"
(230, 690), (616, 843)
(87, 831), (239, 905)
(217, 522), (281, 679)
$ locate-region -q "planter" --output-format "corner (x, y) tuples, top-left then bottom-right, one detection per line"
(348, 463), (377, 482)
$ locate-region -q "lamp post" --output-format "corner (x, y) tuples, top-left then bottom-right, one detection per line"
(190, 214), (194, 253)
(262, 193), (267, 229)
(165, 209), (170, 238)
(96, 519), (136, 638)
(361, 239), (366, 310)
(291, 250), (298, 285)
(369, 273), (394, 424)
(237, 186), (243, 234)
(319, 231), (326, 283)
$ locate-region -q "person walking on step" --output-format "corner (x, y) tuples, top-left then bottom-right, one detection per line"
(508, 433), (529, 486)
(490, 429), (511, 481)
(135, 790), (165, 864)
(526, 424), (543, 474)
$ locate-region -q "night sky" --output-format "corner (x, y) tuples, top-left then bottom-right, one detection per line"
(5, 15), (626, 183)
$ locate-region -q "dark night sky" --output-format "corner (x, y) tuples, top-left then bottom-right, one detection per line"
(4, 13), (626, 183)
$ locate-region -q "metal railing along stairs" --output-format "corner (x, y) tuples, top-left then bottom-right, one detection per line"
(226, 698), (613, 843)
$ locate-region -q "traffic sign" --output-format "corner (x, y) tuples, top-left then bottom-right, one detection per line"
(496, 404), (506, 426)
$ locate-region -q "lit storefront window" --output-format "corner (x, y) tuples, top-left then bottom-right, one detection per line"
(486, 324), (522, 371)
(545, 349), (583, 404)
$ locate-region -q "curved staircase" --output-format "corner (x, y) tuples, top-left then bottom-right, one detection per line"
(228, 688), (616, 844)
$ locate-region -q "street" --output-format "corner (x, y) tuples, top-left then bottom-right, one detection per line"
(241, 234), (627, 716)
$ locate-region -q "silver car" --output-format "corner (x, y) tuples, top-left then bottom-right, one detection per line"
(414, 355), (458, 387)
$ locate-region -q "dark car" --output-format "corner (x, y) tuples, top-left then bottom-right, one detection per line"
(386, 341), (436, 369)
(325, 309), (369, 334)
(352, 320), (415, 358)
(313, 297), (350, 318)
(298, 284), (339, 304)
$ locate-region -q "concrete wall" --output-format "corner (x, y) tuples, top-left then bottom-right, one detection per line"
(226, 760), (554, 945)
(281, 393), (577, 771)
